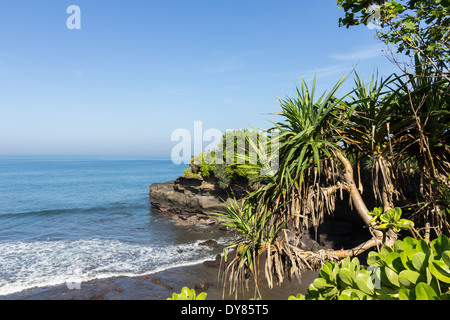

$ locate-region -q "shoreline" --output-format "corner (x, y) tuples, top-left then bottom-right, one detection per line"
(0, 206), (321, 301)
(0, 259), (317, 300)
(1, 203), (367, 300)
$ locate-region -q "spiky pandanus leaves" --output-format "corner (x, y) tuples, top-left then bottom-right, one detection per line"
(341, 65), (450, 236)
(272, 75), (354, 235)
(215, 68), (449, 298)
(214, 75), (367, 296)
(340, 71), (406, 211)
(389, 57), (450, 235)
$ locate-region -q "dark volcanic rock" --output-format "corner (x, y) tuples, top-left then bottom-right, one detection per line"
(151, 277), (174, 290)
(195, 283), (213, 291)
(202, 254), (222, 268)
(198, 239), (218, 247)
(149, 175), (249, 214)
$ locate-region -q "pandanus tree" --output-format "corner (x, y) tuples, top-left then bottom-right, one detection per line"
(216, 69), (449, 298)
(392, 58), (450, 235)
(217, 74), (394, 296)
(214, 0), (450, 299)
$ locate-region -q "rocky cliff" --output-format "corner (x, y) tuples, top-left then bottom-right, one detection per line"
(149, 175), (251, 215)
(149, 166), (372, 251)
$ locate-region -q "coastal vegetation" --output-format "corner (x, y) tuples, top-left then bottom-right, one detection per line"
(187, 129), (273, 189)
(289, 234), (450, 300)
(167, 287), (207, 300)
(170, 0), (450, 300)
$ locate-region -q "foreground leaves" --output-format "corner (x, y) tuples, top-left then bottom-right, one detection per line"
(289, 235), (450, 300)
(167, 287), (207, 300)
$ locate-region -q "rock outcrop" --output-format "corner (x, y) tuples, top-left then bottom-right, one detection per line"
(149, 168), (372, 253)
(149, 175), (250, 215)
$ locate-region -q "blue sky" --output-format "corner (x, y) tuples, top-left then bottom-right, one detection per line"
(0, 0), (399, 157)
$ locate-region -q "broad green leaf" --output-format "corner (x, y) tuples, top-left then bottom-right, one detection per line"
(397, 219), (414, 230)
(367, 251), (384, 267)
(378, 223), (390, 230)
(415, 239), (431, 256)
(380, 244), (393, 257)
(400, 252), (414, 271)
(320, 262), (336, 283)
(182, 287), (195, 299)
(355, 273), (375, 295)
(196, 292), (207, 300)
(442, 250), (450, 267)
(385, 252), (400, 268)
(415, 282), (439, 300)
(392, 256), (406, 273)
(288, 294), (305, 300)
(339, 257), (351, 269)
(393, 240), (403, 253)
(338, 268), (354, 287)
(402, 237), (416, 256)
(382, 266), (400, 288)
(429, 260), (450, 283)
(398, 288), (412, 300)
(394, 207), (402, 220)
(398, 270), (421, 288)
(411, 252), (426, 272)
(313, 277), (334, 290)
(431, 235), (449, 259)
(340, 288), (367, 300)
(349, 257), (361, 271)
(325, 287), (339, 299)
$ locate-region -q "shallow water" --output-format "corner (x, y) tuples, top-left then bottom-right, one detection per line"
(1, 259), (318, 300)
(0, 157), (235, 297)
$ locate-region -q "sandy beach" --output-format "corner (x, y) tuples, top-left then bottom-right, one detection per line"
(0, 258), (318, 300)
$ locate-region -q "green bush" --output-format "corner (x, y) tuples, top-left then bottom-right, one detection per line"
(183, 168), (197, 178)
(200, 161), (215, 178)
(189, 129), (269, 188)
(214, 163), (232, 189)
(167, 287), (207, 300)
(289, 235), (450, 300)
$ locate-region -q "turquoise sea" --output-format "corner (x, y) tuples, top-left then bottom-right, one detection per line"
(0, 156), (229, 297)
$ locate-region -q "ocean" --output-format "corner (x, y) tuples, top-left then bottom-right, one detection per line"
(0, 156), (231, 298)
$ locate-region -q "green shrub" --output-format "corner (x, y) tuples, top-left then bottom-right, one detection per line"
(189, 129), (273, 187)
(183, 168), (197, 178)
(214, 163), (231, 189)
(200, 162), (215, 178)
(167, 287), (207, 300)
(289, 235), (450, 300)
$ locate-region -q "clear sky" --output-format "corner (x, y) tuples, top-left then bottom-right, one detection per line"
(0, 0), (399, 157)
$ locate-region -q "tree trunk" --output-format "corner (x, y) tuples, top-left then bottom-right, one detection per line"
(334, 150), (372, 227)
(333, 150), (398, 247)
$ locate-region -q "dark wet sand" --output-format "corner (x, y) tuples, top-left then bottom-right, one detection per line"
(1, 260), (318, 300)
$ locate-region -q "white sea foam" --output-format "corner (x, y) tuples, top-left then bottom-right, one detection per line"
(0, 238), (226, 296)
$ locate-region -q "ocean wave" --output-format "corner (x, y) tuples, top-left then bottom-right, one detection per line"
(0, 201), (150, 220)
(0, 238), (223, 297)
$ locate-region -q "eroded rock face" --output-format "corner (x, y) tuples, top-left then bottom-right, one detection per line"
(149, 175), (248, 215)
(150, 175), (373, 254)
